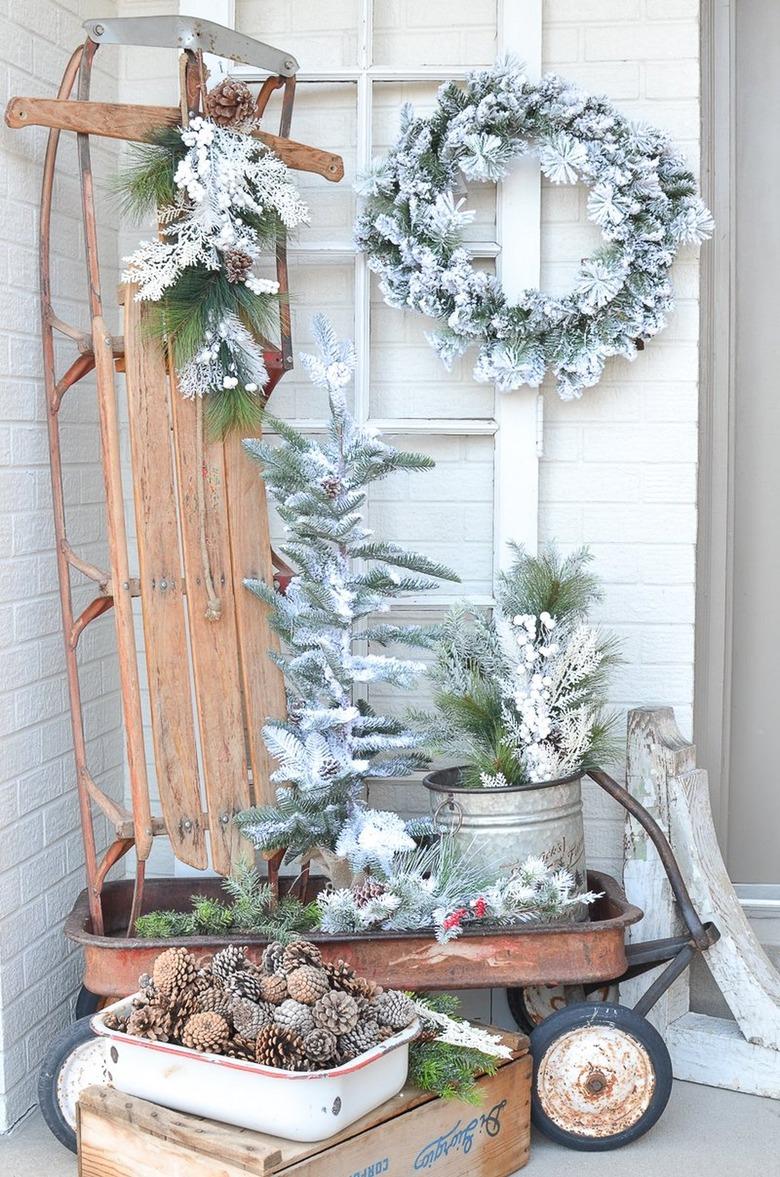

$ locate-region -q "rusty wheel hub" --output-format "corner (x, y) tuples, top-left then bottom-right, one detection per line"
(537, 1024), (656, 1138)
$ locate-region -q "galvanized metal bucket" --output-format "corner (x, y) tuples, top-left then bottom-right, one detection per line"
(424, 767), (588, 913)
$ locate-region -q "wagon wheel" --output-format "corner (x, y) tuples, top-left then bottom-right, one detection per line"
(530, 1002), (672, 1151)
(507, 981), (619, 1034)
(38, 1016), (109, 1153)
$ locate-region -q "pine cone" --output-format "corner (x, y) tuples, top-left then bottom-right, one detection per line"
(351, 976), (384, 1001)
(232, 997), (274, 1039)
(224, 248), (253, 284)
(337, 1019), (381, 1062)
(211, 944), (248, 984)
(126, 1005), (170, 1042)
(205, 78), (255, 129)
(313, 990), (359, 1035)
(282, 941), (323, 973)
(371, 991), (416, 1031)
(182, 1011), (230, 1054)
(255, 1024), (305, 1071)
(197, 985), (235, 1023)
(260, 973), (288, 1005)
(323, 959), (356, 992)
(152, 947), (198, 999)
(261, 942), (286, 976)
(273, 999), (316, 1036)
(286, 965), (329, 1006)
(302, 1027), (337, 1066)
(224, 1034), (257, 1062)
(226, 967), (265, 1004)
(102, 1010), (128, 1033)
(352, 878), (388, 907)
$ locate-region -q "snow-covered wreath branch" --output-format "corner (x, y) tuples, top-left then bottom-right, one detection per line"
(356, 59), (713, 400)
(120, 117), (309, 433)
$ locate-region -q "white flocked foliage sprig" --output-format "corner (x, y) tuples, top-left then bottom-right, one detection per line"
(235, 316), (459, 878)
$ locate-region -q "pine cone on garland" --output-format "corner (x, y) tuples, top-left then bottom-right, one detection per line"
(337, 1018), (381, 1062)
(181, 1011), (230, 1054)
(313, 990), (359, 1035)
(282, 940), (323, 973)
(286, 965), (329, 1006)
(224, 248), (253, 284)
(273, 999), (316, 1036)
(260, 973), (288, 1005)
(255, 1024), (305, 1071)
(261, 942), (286, 976)
(302, 1027), (337, 1066)
(232, 997), (275, 1039)
(352, 878), (388, 907)
(205, 78), (255, 129)
(152, 947), (198, 999)
(126, 1005), (170, 1042)
(371, 991), (416, 1031)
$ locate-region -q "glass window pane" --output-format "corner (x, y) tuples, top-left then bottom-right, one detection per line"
(237, 1), (362, 69)
(372, 0), (498, 69)
(367, 433), (495, 595)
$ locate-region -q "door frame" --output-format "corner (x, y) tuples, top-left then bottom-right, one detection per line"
(694, 0), (736, 850)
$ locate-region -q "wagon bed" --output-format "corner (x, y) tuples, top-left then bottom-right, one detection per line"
(65, 870), (642, 996)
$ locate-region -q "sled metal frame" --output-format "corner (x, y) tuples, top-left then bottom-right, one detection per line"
(5, 19), (343, 939)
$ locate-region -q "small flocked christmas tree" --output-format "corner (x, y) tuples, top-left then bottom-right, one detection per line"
(235, 316), (459, 884)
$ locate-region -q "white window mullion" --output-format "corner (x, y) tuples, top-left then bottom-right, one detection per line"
(353, 0), (374, 429)
(494, 1), (542, 569)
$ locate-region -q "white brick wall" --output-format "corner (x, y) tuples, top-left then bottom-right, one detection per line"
(541, 0), (701, 873)
(0, 0), (123, 1132)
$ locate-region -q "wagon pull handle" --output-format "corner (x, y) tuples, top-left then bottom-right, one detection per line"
(432, 793), (464, 833)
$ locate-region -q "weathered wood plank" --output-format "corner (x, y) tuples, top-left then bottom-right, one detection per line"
(223, 431), (286, 809)
(93, 318), (153, 862)
(5, 97), (344, 181)
(667, 1012), (780, 1098)
(170, 388), (252, 874)
(670, 768), (780, 1051)
(124, 296), (206, 868)
(621, 707), (696, 1027)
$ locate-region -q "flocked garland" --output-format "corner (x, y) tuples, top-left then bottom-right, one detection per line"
(356, 59), (713, 400)
(120, 116), (309, 433)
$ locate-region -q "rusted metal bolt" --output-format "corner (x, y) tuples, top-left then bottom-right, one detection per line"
(159, 579), (168, 590)
(586, 1070), (607, 1094)
(221, 813), (230, 825)
(182, 819), (193, 831)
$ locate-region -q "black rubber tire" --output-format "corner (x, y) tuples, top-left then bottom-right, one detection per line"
(74, 986), (102, 1021)
(530, 1002), (673, 1151)
(38, 1015), (104, 1154)
(506, 987), (536, 1034)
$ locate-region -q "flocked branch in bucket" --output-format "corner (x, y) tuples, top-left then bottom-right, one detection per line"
(118, 83), (309, 435)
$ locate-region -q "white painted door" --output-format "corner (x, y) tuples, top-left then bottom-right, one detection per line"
(726, 0), (780, 885)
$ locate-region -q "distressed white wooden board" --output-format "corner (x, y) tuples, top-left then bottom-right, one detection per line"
(667, 1013), (780, 1098)
(670, 769), (780, 1051)
(621, 708), (696, 1029)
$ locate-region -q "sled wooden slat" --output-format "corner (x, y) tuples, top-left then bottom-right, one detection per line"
(124, 297), (207, 869)
(170, 389), (252, 875)
(224, 431), (286, 809)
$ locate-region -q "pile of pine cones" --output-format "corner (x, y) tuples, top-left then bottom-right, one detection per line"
(106, 942), (417, 1071)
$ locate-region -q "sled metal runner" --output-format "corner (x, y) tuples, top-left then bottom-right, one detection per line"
(4, 18), (344, 938)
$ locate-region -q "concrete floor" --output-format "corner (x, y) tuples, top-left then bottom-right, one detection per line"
(1, 1081), (778, 1176)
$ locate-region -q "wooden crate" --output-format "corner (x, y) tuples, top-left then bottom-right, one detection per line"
(77, 1035), (531, 1177)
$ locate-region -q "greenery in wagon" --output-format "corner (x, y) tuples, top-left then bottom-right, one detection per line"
(416, 545), (621, 788)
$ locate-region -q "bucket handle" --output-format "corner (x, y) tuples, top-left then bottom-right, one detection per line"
(432, 793), (464, 833)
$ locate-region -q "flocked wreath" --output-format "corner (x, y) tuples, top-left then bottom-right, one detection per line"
(356, 60), (713, 400)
